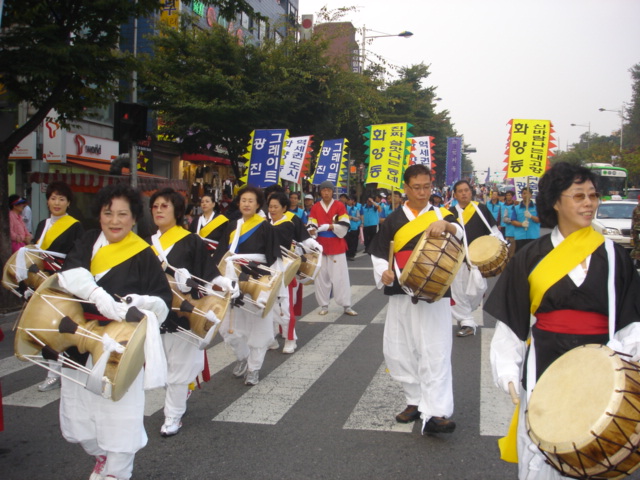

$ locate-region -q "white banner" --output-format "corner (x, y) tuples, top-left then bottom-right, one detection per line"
(411, 136), (433, 168)
(10, 132), (37, 160)
(280, 135), (312, 183)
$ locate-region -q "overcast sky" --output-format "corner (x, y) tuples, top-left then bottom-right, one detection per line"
(299, 0), (640, 179)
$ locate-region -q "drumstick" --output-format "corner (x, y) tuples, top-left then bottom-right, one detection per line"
(508, 382), (520, 405)
(388, 241), (394, 273)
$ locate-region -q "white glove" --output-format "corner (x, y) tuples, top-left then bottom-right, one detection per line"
(58, 267), (98, 299)
(301, 237), (322, 252)
(89, 287), (128, 321)
(121, 293), (168, 322)
(497, 376), (520, 396)
(173, 267), (192, 293)
(503, 216), (511, 224)
(316, 224), (330, 233)
(210, 275), (240, 299)
(524, 210), (532, 219)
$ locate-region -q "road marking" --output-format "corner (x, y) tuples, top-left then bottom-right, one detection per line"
(0, 354), (32, 378)
(300, 285), (373, 323)
(3, 382), (60, 407)
(479, 327), (516, 436)
(371, 304), (388, 324)
(212, 324), (365, 425)
(344, 361), (414, 433)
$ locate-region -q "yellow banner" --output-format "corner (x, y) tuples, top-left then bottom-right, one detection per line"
(366, 123), (411, 190)
(160, 1), (181, 29)
(506, 119), (553, 178)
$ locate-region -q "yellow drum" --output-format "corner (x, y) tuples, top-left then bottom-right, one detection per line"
(468, 235), (509, 278)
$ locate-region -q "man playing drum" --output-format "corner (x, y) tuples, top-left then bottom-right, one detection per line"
(368, 164), (463, 435)
(485, 162), (640, 479)
(449, 180), (503, 338)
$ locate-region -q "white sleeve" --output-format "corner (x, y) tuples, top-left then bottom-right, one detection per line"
(490, 320), (526, 394)
(371, 254), (390, 290)
(609, 322), (640, 362)
(332, 223), (349, 239)
(451, 223), (463, 240)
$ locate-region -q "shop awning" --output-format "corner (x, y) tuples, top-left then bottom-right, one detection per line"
(29, 171), (187, 194)
(182, 153), (231, 165)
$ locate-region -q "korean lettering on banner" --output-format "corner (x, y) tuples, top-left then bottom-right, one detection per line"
(247, 129), (287, 188)
(367, 123), (407, 189)
(312, 139), (346, 185)
(513, 176), (539, 202)
(160, 0), (181, 29)
(281, 136), (311, 184)
(507, 119), (550, 178)
(411, 136), (432, 168)
(445, 137), (463, 185)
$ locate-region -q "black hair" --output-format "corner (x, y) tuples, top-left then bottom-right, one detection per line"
(46, 181), (74, 203)
(537, 162), (597, 228)
(237, 185), (265, 210)
(403, 164), (431, 184)
(149, 188), (186, 226)
(289, 191), (300, 200)
(268, 191), (290, 210)
(453, 180), (472, 193)
(92, 183), (143, 221)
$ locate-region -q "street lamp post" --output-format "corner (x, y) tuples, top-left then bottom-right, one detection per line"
(598, 105), (625, 152)
(360, 26), (413, 72)
(570, 122), (591, 148)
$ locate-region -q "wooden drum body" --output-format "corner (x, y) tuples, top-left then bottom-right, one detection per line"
(297, 249), (321, 284)
(2, 246), (49, 297)
(399, 232), (464, 303)
(527, 344), (640, 479)
(280, 248), (302, 286)
(15, 274), (147, 402)
(170, 287), (230, 348)
(468, 235), (509, 278)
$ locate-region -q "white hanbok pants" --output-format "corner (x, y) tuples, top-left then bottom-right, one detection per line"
(314, 253), (352, 308)
(162, 332), (204, 418)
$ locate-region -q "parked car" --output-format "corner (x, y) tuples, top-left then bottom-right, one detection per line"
(592, 199), (636, 248)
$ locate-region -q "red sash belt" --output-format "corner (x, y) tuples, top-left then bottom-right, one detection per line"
(395, 250), (412, 270)
(535, 309), (608, 335)
(84, 312), (111, 322)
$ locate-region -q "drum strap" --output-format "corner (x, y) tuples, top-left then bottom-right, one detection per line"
(39, 215), (79, 250)
(528, 227), (604, 314)
(199, 214), (228, 238)
(228, 215), (265, 253)
(393, 207), (447, 252)
(91, 232), (150, 276)
(151, 226), (191, 262)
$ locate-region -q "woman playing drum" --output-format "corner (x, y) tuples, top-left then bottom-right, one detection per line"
(189, 192), (229, 254)
(485, 162), (640, 479)
(56, 183), (172, 480)
(149, 188), (236, 437)
(212, 185), (281, 386)
(33, 181), (85, 392)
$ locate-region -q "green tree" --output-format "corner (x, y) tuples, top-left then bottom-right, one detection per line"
(0, 0), (257, 285)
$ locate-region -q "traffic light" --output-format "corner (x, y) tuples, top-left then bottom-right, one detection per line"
(114, 102), (148, 143)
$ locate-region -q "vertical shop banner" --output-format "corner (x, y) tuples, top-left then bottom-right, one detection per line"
(445, 137), (463, 185)
(485, 167), (491, 184)
(410, 136), (436, 172)
(160, 0), (181, 29)
(311, 139), (348, 186)
(242, 129), (288, 188)
(363, 123), (412, 190)
(280, 135), (313, 184)
(511, 176), (539, 202)
(504, 119), (555, 178)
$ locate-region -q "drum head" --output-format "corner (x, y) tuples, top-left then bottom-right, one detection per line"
(282, 255), (302, 286)
(468, 236), (502, 265)
(2, 245), (47, 296)
(527, 344), (626, 454)
(109, 316), (147, 402)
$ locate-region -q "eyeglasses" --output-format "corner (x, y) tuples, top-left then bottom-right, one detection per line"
(561, 192), (600, 203)
(406, 184), (432, 192)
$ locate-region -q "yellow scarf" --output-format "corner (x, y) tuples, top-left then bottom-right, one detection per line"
(393, 207), (450, 252)
(457, 202), (478, 226)
(199, 214), (228, 239)
(40, 215), (79, 250)
(91, 231), (150, 276)
(229, 214), (265, 244)
(528, 226), (604, 314)
(151, 225), (191, 256)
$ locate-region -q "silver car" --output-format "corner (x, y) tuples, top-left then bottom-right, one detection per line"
(592, 200), (636, 248)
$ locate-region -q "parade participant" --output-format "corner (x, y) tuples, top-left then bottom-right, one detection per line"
(486, 190), (503, 225)
(288, 191), (307, 224)
(631, 194), (640, 269)
(149, 188), (235, 437)
(8, 195), (32, 253)
(213, 186), (281, 386)
(189, 193), (229, 253)
(303, 194), (315, 218)
(346, 194), (362, 260)
(57, 183), (172, 480)
(485, 162), (640, 479)
(361, 196), (381, 252)
(33, 182), (84, 392)
(308, 181), (357, 316)
(369, 164), (462, 434)
(502, 190), (518, 257)
(510, 187), (540, 252)
(391, 190), (404, 211)
(430, 193), (443, 208)
(449, 180), (502, 337)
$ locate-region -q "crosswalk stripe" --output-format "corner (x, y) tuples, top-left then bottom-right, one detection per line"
(343, 361), (414, 432)
(371, 304), (388, 324)
(300, 285), (374, 322)
(0, 354), (32, 377)
(479, 327), (516, 437)
(212, 324), (366, 425)
(3, 381), (60, 407)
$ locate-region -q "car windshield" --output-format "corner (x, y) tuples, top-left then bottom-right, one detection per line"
(596, 203), (635, 219)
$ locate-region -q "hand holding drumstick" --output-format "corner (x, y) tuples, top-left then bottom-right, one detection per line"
(381, 241), (395, 286)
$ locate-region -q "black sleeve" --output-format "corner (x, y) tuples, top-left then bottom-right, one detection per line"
(34, 220), (46, 243)
(614, 243), (640, 332)
(211, 220), (235, 267)
(478, 203), (498, 228)
(291, 214), (310, 242)
(60, 229), (100, 272)
(188, 215), (200, 234)
(273, 221), (295, 248)
(263, 222), (282, 267)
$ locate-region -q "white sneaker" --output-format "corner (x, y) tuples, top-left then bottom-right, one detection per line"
(89, 454), (106, 480)
(268, 338), (279, 350)
(232, 359), (248, 378)
(319, 306), (329, 315)
(160, 416), (182, 437)
(38, 376), (61, 392)
(344, 307), (358, 316)
(245, 370), (259, 386)
(283, 340), (297, 354)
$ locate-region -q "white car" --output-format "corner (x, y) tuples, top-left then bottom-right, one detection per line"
(592, 200), (636, 248)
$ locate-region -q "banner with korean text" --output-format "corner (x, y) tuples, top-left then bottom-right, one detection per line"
(241, 129), (288, 188)
(363, 123), (412, 190)
(504, 119), (555, 178)
(445, 136), (463, 185)
(280, 135), (313, 184)
(311, 138), (348, 186)
(410, 136), (436, 173)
